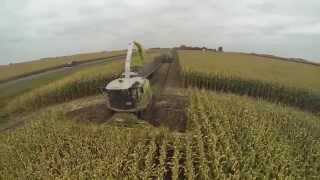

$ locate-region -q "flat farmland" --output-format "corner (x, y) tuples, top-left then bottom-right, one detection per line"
(1, 49), (320, 179)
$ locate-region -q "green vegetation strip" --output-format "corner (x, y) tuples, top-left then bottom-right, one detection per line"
(5, 61), (123, 113)
(182, 70), (320, 114)
(1, 90), (319, 179)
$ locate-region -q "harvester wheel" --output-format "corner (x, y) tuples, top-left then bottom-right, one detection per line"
(135, 111), (143, 119)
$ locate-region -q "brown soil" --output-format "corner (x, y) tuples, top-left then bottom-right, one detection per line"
(66, 103), (114, 123)
(143, 54), (188, 132)
(143, 95), (187, 132)
(163, 53), (183, 90)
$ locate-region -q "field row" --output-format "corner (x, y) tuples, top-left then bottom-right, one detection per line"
(181, 70), (320, 114)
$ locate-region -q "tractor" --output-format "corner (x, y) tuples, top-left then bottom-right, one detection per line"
(103, 41), (153, 112)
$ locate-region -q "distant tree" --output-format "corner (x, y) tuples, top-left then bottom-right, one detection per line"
(178, 45), (213, 51)
(180, 45), (187, 49)
(218, 46), (223, 52)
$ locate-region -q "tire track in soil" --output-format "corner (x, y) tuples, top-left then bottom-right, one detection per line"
(143, 54), (187, 132)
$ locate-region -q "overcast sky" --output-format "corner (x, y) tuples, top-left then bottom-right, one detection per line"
(1, 0), (320, 64)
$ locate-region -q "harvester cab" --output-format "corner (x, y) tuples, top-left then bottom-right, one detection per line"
(103, 41), (152, 112)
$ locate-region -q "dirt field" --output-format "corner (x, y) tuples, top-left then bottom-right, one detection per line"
(67, 103), (114, 123)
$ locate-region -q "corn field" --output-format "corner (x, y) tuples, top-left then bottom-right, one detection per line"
(1, 49), (319, 178)
(186, 90), (320, 179)
(181, 69), (320, 114)
(178, 50), (320, 93)
(5, 61), (123, 113)
(0, 111), (179, 179)
(178, 50), (320, 115)
(1, 90), (319, 179)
